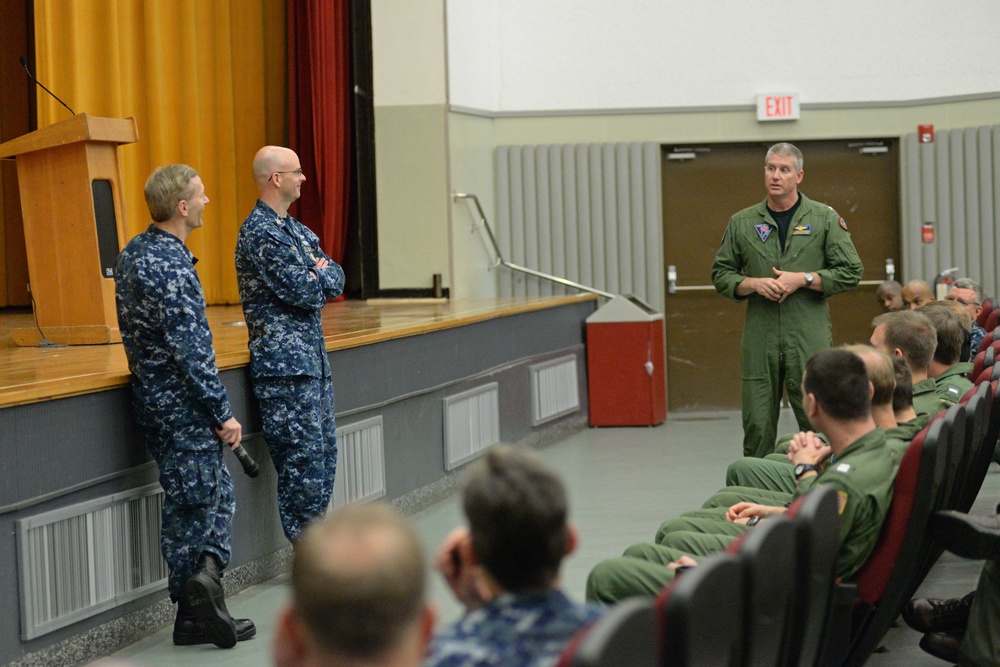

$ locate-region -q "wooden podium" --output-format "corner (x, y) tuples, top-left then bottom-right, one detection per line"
(0, 114), (138, 346)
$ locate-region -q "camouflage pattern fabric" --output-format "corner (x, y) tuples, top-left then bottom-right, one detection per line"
(146, 425), (234, 598)
(425, 590), (604, 667)
(115, 225), (235, 598)
(234, 199), (345, 380)
(235, 200), (345, 542)
(255, 376), (337, 541)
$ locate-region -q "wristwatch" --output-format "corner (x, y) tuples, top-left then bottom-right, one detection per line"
(746, 516), (761, 527)
(803, 272), (815, 287)
(794, 463), (819, 479)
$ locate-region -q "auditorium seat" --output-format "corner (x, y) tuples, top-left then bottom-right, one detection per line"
(818, 409), (949, 666)
(557, 598), (658, 667)
(780, 487), (840, 667)
(957, 381), (1000, 513)
(656, 552), (744, 667)
(728, 517), (796, 667)
(976, 298), (993, 329)
(985, 306), (1000, 333)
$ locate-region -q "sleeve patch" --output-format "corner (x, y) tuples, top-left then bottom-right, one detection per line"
(837, 491), (849, 515)
(839, 217), (848, 230)
(834, 463), (853, 474)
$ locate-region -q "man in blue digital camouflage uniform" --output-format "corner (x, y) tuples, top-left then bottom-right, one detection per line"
(711, 142), (864, 458)
(426, 446), (603, 666)
(115, 165), (255, 649)
(235, 146), (345, 543)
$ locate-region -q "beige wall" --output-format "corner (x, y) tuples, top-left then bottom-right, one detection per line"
(371, 0), (451, 292)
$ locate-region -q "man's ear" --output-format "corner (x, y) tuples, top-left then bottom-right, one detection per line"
(458, 532), (479, 565)
(273, 606), (307, 667)
(565, 523), (579, 557)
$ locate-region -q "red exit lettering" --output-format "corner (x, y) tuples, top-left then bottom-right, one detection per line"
(766, 96), (793, 118)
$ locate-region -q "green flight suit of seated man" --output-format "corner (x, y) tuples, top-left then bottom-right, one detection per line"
(586, 348), (896, 604)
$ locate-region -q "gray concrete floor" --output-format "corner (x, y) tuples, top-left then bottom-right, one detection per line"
(108, 408), (998, 666)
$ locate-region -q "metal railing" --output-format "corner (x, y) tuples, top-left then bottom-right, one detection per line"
(453, 192), (615, 299)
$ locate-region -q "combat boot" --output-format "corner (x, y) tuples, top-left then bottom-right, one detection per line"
(182, 553), (237, 648)
(173, 594), (256, 645)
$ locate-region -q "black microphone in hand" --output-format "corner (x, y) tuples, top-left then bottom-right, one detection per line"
(232, 444), (260, 478)
(19, 55), (76, 116)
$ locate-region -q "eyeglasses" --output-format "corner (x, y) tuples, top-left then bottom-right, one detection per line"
(271, 168), (304, 178)
(945, 295), (980, 307)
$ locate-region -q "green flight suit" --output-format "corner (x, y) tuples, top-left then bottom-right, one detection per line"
(913, 377), (949, 419)
(585, 428), (895, 604)
(711, 194), (864, 458)
(934, 362), (974, 405)
(958, 560), (1000, 666)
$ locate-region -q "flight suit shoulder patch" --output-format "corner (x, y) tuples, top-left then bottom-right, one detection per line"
(832, 462), (853, 475)
(839, 217), (848, 230)
(836, 490), (849, 515)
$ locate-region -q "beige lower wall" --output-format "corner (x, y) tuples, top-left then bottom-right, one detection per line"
(374, 103), (451, 291)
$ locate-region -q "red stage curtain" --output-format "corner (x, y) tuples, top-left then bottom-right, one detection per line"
(287, 0), (352, 265)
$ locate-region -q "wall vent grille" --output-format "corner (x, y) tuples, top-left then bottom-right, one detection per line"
(530, 355), (580, 425)
(17, 484), (167, 640)
(333, 416), (387, 508)
(444, 383), (500, 470)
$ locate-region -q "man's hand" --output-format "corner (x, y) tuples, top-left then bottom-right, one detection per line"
(725, 502), (783, 523)
(741, 276), (786, 302)
(435, 528), (493, 610)
(668, 555), (698, 570)
(214, 418), (242, 450)
(772, 268), (804, 302)
(313, 257), (329, 270)
(788, 431), (832, 466)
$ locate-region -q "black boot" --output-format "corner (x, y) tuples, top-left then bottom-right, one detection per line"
(173, 595), (257, 645)
(182, 553), (238, 648)
(902, 591), (975, 633)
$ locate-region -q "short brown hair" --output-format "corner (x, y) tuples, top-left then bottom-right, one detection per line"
(144, 164), (198, 222)
(919, 303), (967, 365)
(844, 344), (894, 407)
(292, 503), (426, 659)
(872, 310), (937, 370)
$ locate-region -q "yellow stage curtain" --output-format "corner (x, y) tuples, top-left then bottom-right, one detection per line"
(34, 0), (286, 304)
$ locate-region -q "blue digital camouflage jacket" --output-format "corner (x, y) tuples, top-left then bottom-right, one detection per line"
(234, 199), (345, 380)
(115, 225), (233, 431)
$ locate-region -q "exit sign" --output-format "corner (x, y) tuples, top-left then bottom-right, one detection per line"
(757, 93), (800, 122)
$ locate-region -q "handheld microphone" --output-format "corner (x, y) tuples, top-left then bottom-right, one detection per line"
(19, 55), (76, 116)
(232, 444), (260, 478)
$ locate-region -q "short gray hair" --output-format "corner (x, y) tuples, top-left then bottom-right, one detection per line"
(952, 277), (984, 306)
(766, 142), (803, 172)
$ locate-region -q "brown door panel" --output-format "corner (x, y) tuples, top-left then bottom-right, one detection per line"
(662, 140), (900, 412)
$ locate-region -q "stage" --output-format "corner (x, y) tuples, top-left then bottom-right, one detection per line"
(0, 293), (598, 665)
(0, 294), (596, 408)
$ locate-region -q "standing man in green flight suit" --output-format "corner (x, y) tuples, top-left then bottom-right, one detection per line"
(712, 142), (864, 458)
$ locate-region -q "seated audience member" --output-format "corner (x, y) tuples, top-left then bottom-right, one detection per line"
(877, 280), (904, 312)
(585, 348), (896, 604)
(936, 297), (974, 363)
(946, 277), (988, 354)
(902, 279), (935, 310)
(715, 346), (911, 505)
(425, 445), (603, 666)
(273, 503), (435, 667)
(904, 510), (1000, 665)
(870, 310), (948, 418)
(918, 302), (974, 404)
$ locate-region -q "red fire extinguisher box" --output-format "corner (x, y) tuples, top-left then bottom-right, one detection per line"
(586, 295), (666, 427)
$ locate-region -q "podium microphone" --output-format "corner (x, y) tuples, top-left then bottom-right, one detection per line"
(232, 444), (260, 478)
(19, 55), (76, 116)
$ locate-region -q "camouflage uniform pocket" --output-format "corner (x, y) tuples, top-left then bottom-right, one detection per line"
(159, 449), (219, 508)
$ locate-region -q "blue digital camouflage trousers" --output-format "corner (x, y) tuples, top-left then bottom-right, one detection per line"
(255, 375), (337, 542)
(145, 424), (234, 600)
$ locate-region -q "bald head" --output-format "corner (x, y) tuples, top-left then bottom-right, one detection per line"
(902, 279), (934, 310)
(252, 146), (299, 185)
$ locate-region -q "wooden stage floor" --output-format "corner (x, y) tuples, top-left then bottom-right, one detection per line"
(0, 294), (595, 409)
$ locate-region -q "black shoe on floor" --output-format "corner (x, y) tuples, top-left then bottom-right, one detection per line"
(919, 631), (964, 663)
(174, 615), (256, 645)
(182, 554), (237, 649)
(931, 510), (1000, 560)
(902, 591), (975, 633)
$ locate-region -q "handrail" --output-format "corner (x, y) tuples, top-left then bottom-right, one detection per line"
(453, 192), (615, 299)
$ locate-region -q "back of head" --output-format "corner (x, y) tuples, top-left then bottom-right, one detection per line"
(144, 164), (197, 222)
(804, 348), (871, 421)
(843, 344), (894, 408)
(463, 445), (569, 592)
(291, 503), (427, 661)
(891, 356), (914, 412)
(765, 142), (803, 171)
(872, 310), (937, 369)
(918, 302), (967, 365)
